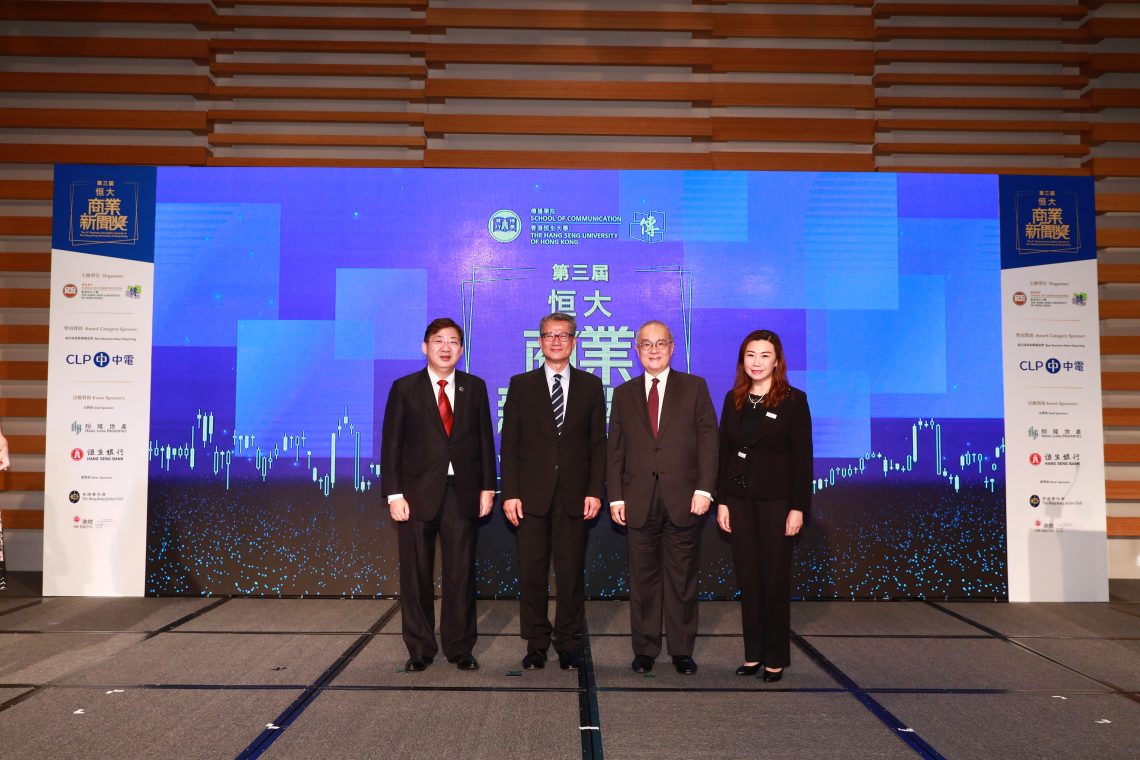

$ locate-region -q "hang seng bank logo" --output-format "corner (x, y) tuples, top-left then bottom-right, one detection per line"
(488, 210), (521, 243)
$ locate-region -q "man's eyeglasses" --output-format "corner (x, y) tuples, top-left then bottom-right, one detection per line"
(540, 332), (575, 343)
(637, 339), (672, 351)
(429, 338), (461, 348)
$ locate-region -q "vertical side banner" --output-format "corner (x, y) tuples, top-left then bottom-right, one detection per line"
(44, 165), (156, 596)
(1000, 175), (1106, 602)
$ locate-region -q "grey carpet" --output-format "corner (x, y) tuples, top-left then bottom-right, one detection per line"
(57, 632), (356, 687)
(804, 636), (1110, 691)
(379, 598), (519, 635)
(0, 685), (302, 760)
(590, 634), (840, 690)
(1013, 638), (1140, 690)
(176, 597), (393, 633)
(936, 601), (1140, 638)
(333, 631), (580, 688)
(262, 689), (581, 760)
(0, 596), (214, 632)
(0, 687), (32, 704)
(793, 601), (981, 636)
(597, 691), (914, 760)
(0, 598), (36, 615)
(0, 633), (146, 685)
(876, 692), (1140, 760)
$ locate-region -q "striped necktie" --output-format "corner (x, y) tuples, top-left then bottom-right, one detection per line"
(551, 373), (564, 432)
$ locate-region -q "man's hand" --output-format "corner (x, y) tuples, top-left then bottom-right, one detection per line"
(389, 497), (410, 522)
(716, 504), (731, 533)
(610, 502), (626, 527)
(690, 493), (711, 516)
(479, 490), (496, 518)
(583, 496), (601, 520)
(785, 509), (804, 537)
(503, 498), (524, 526)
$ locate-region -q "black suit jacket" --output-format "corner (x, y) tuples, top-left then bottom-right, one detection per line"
(716, 387), (813, 517)
(500, 366), (606, 516)
(607, 370), (719, 529)
(380, 368), (496, 520)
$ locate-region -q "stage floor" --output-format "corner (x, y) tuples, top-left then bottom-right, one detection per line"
(2, 575), (1139, 760)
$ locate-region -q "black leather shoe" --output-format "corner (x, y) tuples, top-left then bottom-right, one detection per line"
(631, 655), (655, 673)
(672, 655), (698, 675)
(404, 656), (432, 672)
(453, 654), (479, 671)
(522, 650), (547, 670)
(736, 663), (762, 677)
(761, 668), (784, 682)
(558, 650), (581, 670)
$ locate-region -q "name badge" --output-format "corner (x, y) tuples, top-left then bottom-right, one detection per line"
(766, 411), (778, 419)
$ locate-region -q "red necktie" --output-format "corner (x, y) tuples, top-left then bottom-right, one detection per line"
(437, 379), (453, 436)
(648, 377), (659, 438)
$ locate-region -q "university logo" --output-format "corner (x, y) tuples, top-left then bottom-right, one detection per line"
(1029, 494), (1040, 508)
(488, 209), (521, 243)
(63, 283), (78, 298)
(1012, 291), (1027, 306)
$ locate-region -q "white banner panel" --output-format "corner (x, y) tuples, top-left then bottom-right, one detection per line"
(43, 167), (155, 596)
(1000, 177), (1107, 601)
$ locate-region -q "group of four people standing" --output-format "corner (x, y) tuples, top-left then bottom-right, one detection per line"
(380, 312), (813, 682)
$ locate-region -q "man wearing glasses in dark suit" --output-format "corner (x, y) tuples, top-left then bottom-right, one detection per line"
(607, 320), (719, 675)
(501, 312), (607, 671)
(381, 317), (496, 673)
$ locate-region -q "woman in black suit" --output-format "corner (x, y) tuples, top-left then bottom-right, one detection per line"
(716, 329), (812, 682)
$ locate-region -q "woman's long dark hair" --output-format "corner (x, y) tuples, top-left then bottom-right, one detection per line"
(732, 329), (788, 411)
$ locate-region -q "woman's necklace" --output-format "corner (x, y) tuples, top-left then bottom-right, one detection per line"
(747, 393), (765, 409)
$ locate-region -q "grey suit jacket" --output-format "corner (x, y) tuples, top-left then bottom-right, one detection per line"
(606, 369), (719, 529)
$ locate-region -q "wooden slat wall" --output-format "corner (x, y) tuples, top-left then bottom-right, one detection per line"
(2, 0), (1139, 548)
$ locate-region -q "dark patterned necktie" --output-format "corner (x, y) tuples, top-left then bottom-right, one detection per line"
(551, 374), (564, 432)
(648, 377), (660, 438)
(437, 379), (453, 436)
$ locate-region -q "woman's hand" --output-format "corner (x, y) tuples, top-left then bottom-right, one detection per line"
(716, 504), (731, 533)
(785, 509), (803, 537)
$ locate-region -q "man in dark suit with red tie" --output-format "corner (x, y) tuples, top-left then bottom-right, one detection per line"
(607, 320), (719, 675)
(501, 312), (607, 671)
(381, 317), (496, 672)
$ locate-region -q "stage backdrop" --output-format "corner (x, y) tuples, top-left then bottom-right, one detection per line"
(42, 166), (1107, 600)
